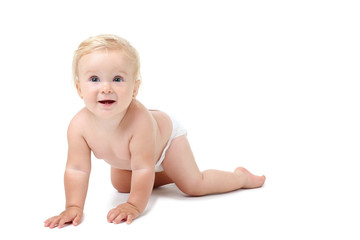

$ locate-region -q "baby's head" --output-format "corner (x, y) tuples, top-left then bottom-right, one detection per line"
(72, 34), (141, 85)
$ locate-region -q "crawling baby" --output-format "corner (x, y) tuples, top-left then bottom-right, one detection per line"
(44, 34), (266, 228)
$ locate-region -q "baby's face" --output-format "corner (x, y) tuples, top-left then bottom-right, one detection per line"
(76, 49), (139, 119)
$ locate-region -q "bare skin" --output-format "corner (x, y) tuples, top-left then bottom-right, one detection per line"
(110, 136), (266, 196)
(44, 48), (265, 229)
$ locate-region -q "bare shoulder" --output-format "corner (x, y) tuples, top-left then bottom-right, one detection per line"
(125, 100), (172, 145)
(126, 101), (158, 167)
(68, 108), (91, 137)
(125, 100), (156, 132)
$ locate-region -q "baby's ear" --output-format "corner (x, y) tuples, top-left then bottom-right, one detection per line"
(76, 83), (83, 99)
(132, 80), (141, 98)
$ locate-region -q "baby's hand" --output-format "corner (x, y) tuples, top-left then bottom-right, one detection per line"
(107, 202), (141, 224)
(44, 206), (83, 228)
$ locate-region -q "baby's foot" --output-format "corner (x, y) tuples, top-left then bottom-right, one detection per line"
(234, 167), (266, 189)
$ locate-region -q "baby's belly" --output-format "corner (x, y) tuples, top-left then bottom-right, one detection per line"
(92, 148), (132, 170)
(98, 148), (165, 171)
(102, 157), (132, 170)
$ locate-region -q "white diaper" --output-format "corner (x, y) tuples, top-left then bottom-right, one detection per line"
(155, 116), (187, 172)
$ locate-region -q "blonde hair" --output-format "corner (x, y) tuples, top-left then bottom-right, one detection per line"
(72, 34), (141, 84)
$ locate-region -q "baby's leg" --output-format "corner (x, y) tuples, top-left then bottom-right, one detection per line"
(111, 168), (132, 193)
(161, 136), (265, 196)
(153, 171), (174, 188)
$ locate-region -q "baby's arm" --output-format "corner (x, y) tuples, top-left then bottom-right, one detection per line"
(107, 115), (156, 224)
(44, 118), (91, 228)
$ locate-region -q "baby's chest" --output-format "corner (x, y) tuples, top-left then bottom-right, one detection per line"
(89, 139), (132, 168)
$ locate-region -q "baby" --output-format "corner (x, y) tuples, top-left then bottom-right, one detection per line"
(44, 34), (266, 228)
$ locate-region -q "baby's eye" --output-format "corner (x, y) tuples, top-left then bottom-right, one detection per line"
(113, 76), (124, 82)
(90, 76), (100, 82)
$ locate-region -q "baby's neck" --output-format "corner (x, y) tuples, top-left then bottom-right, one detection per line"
(90, 112), (126, 132)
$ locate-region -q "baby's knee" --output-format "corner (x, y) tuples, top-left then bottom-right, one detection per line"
(111, 180), (131, 193)
(110, 174), (131, 193)
(110, 168), (132, 193)
(178, 178), (206, 197)
(183, 186), (206, 197)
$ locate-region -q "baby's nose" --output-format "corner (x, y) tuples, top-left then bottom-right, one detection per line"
(101, 89), (113, 94)
(101, 84), (113, 94)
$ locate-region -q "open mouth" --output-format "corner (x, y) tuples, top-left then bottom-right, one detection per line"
(98, 100), (116, 105)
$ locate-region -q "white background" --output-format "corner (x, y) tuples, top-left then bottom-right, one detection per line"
(0, 0), (359, 239)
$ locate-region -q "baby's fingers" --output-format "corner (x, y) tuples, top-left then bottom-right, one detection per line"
(58, 217), (68, 228)
(126, 215), (134, 224)
(44, 218), (51, 227)
(107, 208), (117, 223)
(44, 216), (61, 229)
(58, 213), (81, 228)
(58, 215), (75, 228)
(113, 213), (128, 224)
(73, 214), (81, 226)
(107, 208), (124, 223)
